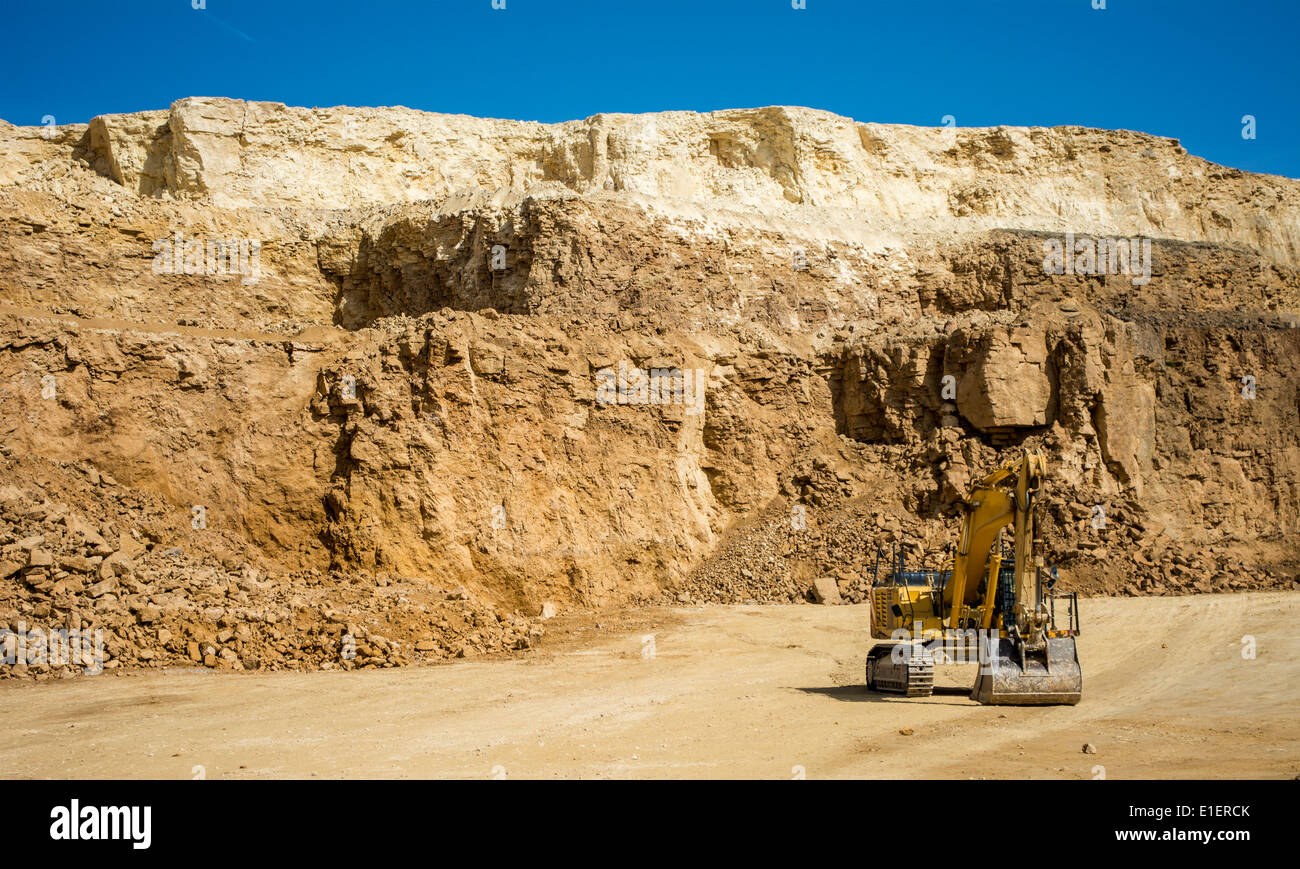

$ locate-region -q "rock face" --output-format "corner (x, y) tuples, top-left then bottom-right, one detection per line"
(953, 326), (1052, 431)
(0, 98), (1297, 675)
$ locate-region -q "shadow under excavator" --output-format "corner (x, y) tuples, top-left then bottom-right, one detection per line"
(793, 685), (976, 706)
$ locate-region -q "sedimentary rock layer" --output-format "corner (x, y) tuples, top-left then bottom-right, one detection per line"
(0, 98), (1296, 675)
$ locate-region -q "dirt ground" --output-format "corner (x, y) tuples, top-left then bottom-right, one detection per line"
(2, 592), (1297, 780)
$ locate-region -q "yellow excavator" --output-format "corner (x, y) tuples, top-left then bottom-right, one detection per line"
(865, 448), (1083, 705)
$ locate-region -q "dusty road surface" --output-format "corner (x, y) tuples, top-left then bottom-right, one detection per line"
(2, 592), (1297, 779)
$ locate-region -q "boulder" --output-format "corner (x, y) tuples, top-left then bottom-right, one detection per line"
(810, 577), (843, 605)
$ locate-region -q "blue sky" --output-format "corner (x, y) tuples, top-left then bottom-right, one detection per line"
(3, 0), (1297, 177)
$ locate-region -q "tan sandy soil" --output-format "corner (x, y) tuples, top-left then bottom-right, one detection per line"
(1, 592), (1296, 780)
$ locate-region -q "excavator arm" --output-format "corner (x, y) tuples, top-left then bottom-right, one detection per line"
(942, 449), (1045, 631)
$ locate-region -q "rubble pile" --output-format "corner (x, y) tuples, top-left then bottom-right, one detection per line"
(0, 459), (542, 680)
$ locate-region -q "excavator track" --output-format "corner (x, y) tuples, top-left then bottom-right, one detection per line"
(865, 642), (935, 697)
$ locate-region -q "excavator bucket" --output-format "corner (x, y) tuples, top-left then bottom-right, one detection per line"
(972, 637), (1082, 706)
